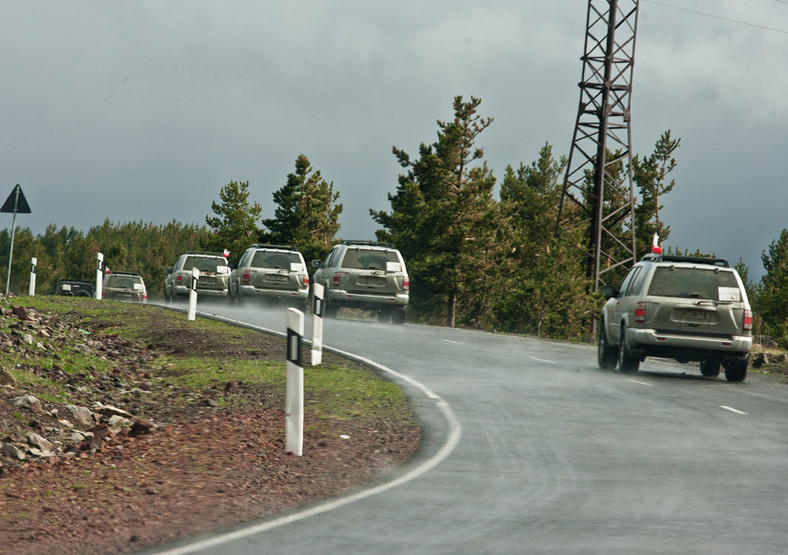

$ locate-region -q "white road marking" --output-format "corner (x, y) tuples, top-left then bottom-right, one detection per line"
(720, 405), (748, 415)
(528, 356), (556, 364)
(625, 379), (654, 387)
(442, 339), (462, 344)
(157, 311), (462, 555)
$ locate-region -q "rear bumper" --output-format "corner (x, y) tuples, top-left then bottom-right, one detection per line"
(173, 285), (228, 298)
(326, 289), (408, 308)
(238, 285), (308, 301)
(629, 328), (752, 359)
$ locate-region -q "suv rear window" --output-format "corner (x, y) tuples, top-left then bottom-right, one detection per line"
(251, 251), (301, 269)
(647, 267), (741, 301)
(106, 275), (142, 288)
(341, 249), (399, 270)
(183, 256), (225, 272)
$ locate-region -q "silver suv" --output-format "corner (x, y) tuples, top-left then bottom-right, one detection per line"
(598, 254), (753, 381)
(312, 241), (409, 324)
(229, 244), (309, 307)
(164, 252), (231, 302)
(102, 271), (147, 303)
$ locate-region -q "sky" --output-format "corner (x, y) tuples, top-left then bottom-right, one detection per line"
(1, 0), (786, 280)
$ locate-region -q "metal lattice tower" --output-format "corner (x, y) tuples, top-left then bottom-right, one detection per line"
(556, 0), (640, 291)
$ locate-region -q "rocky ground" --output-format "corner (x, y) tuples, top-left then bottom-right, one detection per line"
(0, 298), (420, 554)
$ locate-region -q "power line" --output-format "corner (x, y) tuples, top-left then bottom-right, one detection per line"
(643, 0), (788, 35)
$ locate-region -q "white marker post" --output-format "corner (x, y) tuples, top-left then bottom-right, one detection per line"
(286, 307), (304, 456)
(95, 252), (104, 300)
(187, 268), (199, 321)
(28, 257), (37, 296)
(311, 282), (324, 366)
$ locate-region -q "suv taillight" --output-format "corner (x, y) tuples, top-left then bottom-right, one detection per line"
(332, 272), (341, 286)
(403, 277), (409, 291)
(743, 309), (753, 331)
(303, 274), (310, 286)
(176, 274), (183, 283)
(635, 301), (646, 324)
(242, 271), (250, 284)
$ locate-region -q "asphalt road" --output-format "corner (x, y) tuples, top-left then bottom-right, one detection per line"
(152, 304), (788, 555)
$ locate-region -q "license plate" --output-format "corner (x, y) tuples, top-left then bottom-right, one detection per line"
(266, 274), (288, 282)
(675, 308), (716, 322)
(358, 276), (386, 286)
(201, 276), (216, 285)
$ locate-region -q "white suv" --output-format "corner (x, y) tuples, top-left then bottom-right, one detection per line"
(228, 244), (309, 308)
(312, 241), (409, 324)
(598, 254), (753, 381)
(164, 252), (231, 302)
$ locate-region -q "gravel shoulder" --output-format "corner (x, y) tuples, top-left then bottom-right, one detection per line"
(0, 297), (421, 555)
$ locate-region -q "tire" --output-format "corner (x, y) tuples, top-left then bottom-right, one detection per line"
(724, 357), (748, 382)
(700, 359), (721, 377)
(324, 302), (338, 319)
(597, 320), (618, 369)
(617, 325), (640, 373)
(391, 308), (407, 325)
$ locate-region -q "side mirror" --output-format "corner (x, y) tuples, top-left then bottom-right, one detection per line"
(311, 260), (321, 269)
(600, 285), (617, 300)
(163, 268), (172, 275)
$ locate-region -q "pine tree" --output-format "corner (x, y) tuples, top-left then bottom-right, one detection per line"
(372, 96), (497, 327)
(263, 154), (342, 264)
(755, 229), (788, 345)
(204, 180), (263, 263)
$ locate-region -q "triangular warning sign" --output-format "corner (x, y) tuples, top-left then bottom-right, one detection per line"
(0, 184), (31, 214)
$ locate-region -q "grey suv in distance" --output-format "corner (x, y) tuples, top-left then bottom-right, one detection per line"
(102, 271), (147, 303)
(312, 241), (409, 324)
(228, 244), (309, 307)
(598, 254), (753, 381)
(164, 252), (230, 302)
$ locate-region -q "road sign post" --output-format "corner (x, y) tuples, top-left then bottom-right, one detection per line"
(95, 253), (104, 300)
(28, 257), (37, 296)
(286, 307), (304, 456)
(311, 283), (324, 366)
(187, 268), (199, 321)
(2, 184), (32, 296)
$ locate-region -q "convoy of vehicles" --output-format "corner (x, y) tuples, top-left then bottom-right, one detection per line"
(597, 253), (753, 382)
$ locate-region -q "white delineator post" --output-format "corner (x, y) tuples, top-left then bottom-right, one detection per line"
(28, 257), (37, 296)
(187, 268), (200, 321)
(311, 282), (324, 366)
(286, 307), (304, 456)
(95, 252), (104, 300)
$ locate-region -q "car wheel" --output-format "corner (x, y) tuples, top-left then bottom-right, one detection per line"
(597, 320), (618, 369)
(617, 325), (640, 373)
(324, 302), (338, 319)
(724, 357), (748, 382)
(391, 308), (406, 325)
(700, 359), (721, 377)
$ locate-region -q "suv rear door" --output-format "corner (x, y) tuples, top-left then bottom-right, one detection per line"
(645, 265), (746, 337)
(248, 250), (306, 291)
(339, 247), (406, 296)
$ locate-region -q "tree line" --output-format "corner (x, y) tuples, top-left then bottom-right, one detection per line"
(2, 96), (787, 347)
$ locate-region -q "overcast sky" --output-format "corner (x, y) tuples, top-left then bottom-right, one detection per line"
(1, 1), (786, 279)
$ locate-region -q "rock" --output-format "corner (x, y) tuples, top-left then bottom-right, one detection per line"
(752, 352), (768, 368)
(107, 415), (130, 430)
(95, 404), (134, 419)
(12, 394), (42, 413)
(1, 442), (26, 460)
(22, 333), (34, 345)
(27, 432), (54, 452)
(65, 404), (97, 428)
(129, 418), (155, 437)
(772, 353), (788, 364)
(11, 305), (29, 321)
(0, 368), (15, 385)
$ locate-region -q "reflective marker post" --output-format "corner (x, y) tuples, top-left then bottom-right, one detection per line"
(95, 253), (104, 300)
(28, 257), (37, 296)
(311, 282), (324, 366)
(286, 307), (304, 456)
(187, 268), (199, 321)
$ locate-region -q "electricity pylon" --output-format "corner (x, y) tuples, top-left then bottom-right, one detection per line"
(556, 0), (640, 292)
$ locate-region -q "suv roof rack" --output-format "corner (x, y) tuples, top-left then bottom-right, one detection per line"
(106, 271), (141, 276)
(342, 240), (396, 249)
(186, 251), (225, 257)
(641, 253), (730, 268)
(248, 244), (298, 251)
